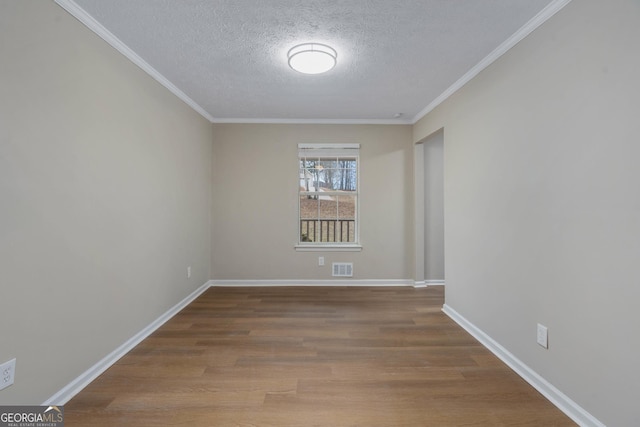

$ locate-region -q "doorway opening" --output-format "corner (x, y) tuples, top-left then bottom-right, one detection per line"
(414, 128), (444, 285)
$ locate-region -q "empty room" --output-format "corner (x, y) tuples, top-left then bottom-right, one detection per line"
(1, 1), (638, 426)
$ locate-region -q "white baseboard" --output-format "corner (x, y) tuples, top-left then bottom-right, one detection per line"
(414, 280), (445, 288)
(442, 304), (605, 427)
(43, 280), (213, 405)
(43, 278), (442, 406)
(210, 279), (414, 287)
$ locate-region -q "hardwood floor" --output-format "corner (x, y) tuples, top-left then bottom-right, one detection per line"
(65, 286), (575, 426)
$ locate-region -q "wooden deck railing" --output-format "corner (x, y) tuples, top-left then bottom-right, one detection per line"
(300, 219), (355, 243)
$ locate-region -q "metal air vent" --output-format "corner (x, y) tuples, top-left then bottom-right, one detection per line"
(332, 262), (353, 277)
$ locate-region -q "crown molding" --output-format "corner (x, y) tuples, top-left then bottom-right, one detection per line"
(211, 117), (412, 125)
(54, 0), (216, 123)
(53, 0), (411, 126)
(55, 0), (572, 127)
(411, 0), (573, 124)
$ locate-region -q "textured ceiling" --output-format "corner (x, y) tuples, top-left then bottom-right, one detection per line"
(67, 0), (557, 123)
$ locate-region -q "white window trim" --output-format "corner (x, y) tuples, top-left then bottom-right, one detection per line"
(294, 244), (363, 252)
(297, 143), (360, 250)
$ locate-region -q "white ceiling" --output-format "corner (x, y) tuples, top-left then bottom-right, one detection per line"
(60, 0), (564, 124)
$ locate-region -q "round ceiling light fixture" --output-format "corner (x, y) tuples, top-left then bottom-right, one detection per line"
(287, 43), (337, 75)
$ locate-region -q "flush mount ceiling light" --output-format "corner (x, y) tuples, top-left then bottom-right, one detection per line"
(287, 43), (337, 75)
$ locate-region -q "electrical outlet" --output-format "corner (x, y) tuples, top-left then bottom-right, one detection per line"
(318, 256), (325, 266)
(537, 324), (548, 349)
(187, 266), (192, 279)
(0, 358), (16, 390)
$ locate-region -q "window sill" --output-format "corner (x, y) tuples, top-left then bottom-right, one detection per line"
(294, 244), (362, 252)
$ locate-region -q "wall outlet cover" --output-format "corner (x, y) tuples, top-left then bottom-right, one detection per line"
(537, 324), (548, 349)
(0, 358), (16, 390)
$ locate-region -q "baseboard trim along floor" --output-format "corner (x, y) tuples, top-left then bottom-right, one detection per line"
(45, 279), (421, 404)
(45, 280), (600, 427)
(43, 280), (213, 406)
(442, 304), (605, 427)
(210, 279), (415, 287)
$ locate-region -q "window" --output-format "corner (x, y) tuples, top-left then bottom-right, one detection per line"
(297, 144), (360, 249)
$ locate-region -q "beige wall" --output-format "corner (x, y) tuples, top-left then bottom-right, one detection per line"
(3, 0), (635, 423)
(211, 124), (414, 281)
(414, 0), (640, 425)
(0, 1), (212, 404)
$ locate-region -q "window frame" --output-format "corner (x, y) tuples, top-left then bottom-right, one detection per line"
(295, 143), (362, 252)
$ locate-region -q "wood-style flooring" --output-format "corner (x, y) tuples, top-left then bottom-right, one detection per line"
(65, 286), (575, 426)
